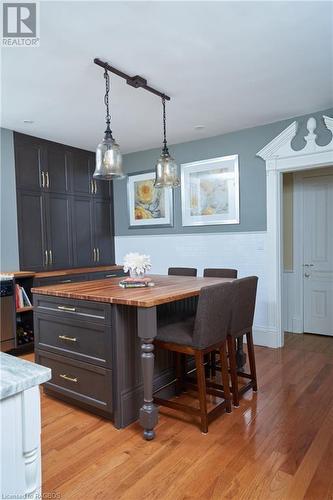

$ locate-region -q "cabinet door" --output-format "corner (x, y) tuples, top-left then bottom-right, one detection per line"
(16, 190), (47, 270)
(90, 153), (111, 198)
(71, 150), (93, 196)
(46, 145), (70, 193)
(71, 196), (94, 267)
(93, 198), (114, 265)
(14, 133), (44, 191)
(45, 193), (73, 269)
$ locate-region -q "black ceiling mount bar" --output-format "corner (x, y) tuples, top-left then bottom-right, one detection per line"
(94, 58), (170, 101)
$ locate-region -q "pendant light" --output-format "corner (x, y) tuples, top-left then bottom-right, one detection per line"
(94, 69), (124, 180)
(154, 97), (180, 188)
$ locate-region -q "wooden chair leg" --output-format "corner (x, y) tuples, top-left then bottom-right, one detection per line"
(246, 330), (258, 391)
(175, 353), (183, 395)
(210, 351), (216, 378)
(195, 351), (208, 433)
(227, 336), (240, 407)
(219, 342), (232, 413)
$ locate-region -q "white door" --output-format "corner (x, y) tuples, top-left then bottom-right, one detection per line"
(303, 174), (333, 336)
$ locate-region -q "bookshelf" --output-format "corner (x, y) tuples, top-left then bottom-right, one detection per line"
(13, 274), (34, 353)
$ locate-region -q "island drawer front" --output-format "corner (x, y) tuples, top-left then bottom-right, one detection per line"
(34, 314), (111, 368)
(89, 270), (126, 280)
(37, 350), (113, 413)
(33, 274), (89, 287)
(34, 295), (110, 324)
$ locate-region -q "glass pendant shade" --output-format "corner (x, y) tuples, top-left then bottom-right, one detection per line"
(154, 151), (180, 188)
(94, 133), (124, 180)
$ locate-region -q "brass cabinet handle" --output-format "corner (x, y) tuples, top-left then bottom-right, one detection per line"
(46, 171), (50, 188)
(57, 305), (76, 312)
(58, 335), (77, 342)
(94, 180), (97, 195)
(60, 374), (78, 383)
(41, 171), (45, 188)
(97, 248), (100, 262)
(45, 250), (49, 266)
(93, 248), (96, 262)
(49, 249), (53, 265)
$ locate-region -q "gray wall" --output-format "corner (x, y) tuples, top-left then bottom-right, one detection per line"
(0, 128), (20, 271)
(114, 107), (333, 236)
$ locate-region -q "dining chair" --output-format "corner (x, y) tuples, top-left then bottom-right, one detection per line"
(168, 267), (197, 277)
(203, 268), (238, 278)
(203, 268), (237, 376)
(227, 276), (258, 406)
(154, 282), (233, 433)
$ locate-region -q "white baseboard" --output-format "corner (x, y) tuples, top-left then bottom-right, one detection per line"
(252, 326), (282, 348)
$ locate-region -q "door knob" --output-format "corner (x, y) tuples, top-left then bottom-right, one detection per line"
(304, 272), (310, 278)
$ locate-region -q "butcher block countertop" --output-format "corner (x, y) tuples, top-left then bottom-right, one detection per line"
(34, 265), (123, 278)
(32, 274), (233, 308)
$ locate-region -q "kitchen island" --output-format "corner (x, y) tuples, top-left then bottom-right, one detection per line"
(32, 274), (233, 440)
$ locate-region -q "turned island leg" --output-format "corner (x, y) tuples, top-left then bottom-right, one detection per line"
(137, 307), (158, 440)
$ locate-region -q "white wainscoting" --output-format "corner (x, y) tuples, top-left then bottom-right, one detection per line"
(115, 231), (281, 348)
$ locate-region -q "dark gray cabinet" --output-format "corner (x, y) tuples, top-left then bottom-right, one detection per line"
(16, 190), (47, 271)
(45, 193), (73, 269)
(15, 137), (44, 191)
(14, 132), (115, 271)
(93, 198), (114, 265)
(71, 196), (94, 267)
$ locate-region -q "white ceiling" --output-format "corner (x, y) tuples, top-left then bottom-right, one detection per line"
(2, 1), (332, 153)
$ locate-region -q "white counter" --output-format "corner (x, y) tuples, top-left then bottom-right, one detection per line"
(0, 353), (51, 498)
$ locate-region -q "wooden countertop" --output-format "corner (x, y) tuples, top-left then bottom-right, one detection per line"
(1, 271), (36, 278)
(31, 274), (233, 308)
(1, 265), (123, 280)
(35, 265), (123, 278)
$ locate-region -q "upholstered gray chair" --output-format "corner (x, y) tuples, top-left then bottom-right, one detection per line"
(203, 268), (238, 279)
(227, 276), (258, 406)
(154, 282), (233, 433)
(168, 267), (197, 277)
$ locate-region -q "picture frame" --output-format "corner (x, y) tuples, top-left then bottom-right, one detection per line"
(181, 155), (240, 226)
(127, 171), (173, 228)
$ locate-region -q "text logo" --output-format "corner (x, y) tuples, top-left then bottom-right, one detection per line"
(2, 2), (39, 47)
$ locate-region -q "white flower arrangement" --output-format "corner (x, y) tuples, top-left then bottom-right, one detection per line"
(123, 252), (152, 276)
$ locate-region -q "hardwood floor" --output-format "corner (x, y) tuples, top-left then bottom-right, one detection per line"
(23, 332), (333, 499)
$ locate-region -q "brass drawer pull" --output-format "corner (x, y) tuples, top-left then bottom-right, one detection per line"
(57, 305), (76, 312)
(58, 335), (77, 342)
(60, 374), (78, 383)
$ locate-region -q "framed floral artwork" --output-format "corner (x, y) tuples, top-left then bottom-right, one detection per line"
(127, 171), (173, 227)
(181, 155), (240, 226)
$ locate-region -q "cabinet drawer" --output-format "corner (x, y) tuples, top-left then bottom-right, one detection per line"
(37, 350), (112, 413)
(35, 314), (111, 367)
(34, 295), (110, 324)
(34, 274), (88, 287)
(88, 270), (126, 280)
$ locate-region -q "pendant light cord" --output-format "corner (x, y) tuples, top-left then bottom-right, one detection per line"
(104, 69), (113, 138)
(162, 96), (169, 154)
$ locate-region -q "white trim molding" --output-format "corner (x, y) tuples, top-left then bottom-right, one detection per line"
(257, 115), (333, 347)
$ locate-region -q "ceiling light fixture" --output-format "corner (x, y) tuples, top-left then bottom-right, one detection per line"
(93, 58), (179, 187)
(93, 69), (124, 180)
(154, 97), (180, 188)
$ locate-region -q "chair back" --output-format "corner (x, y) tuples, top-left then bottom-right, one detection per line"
(229, 276), (258, 337)
(192, 282), (233, 349)
(168, 267), (197, 277)
(204, 268), (238, 279)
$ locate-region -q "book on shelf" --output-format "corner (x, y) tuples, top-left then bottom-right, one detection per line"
(16, 284), (32, 309)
